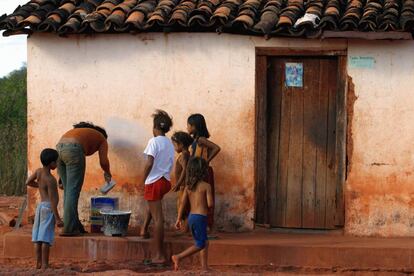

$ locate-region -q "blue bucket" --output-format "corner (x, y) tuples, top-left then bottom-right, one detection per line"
(90, 197), (119, 233)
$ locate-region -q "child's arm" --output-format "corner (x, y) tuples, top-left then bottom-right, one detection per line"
(25, 169), (39, 188)
(142, 155), (154, 185)
(198, 137), (221, 163)
(172, 154), (189, 192)
(206, 183), (214, 209)
(49, 178), (64, 227)
(142, 139), (157, 185)
(175, 187), (189, 229)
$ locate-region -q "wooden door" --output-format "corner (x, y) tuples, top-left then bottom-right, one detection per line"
(265, 56), (343, 229)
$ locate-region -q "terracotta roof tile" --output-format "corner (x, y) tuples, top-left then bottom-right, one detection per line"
(1, 0), (414, 37)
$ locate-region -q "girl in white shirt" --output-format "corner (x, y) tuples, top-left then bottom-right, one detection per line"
(140, 110), (174, 265)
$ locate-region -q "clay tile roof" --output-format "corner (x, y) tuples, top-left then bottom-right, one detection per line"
(1, 0), (413, 37)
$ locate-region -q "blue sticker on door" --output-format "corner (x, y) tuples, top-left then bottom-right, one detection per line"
(285, 62), (303, 88)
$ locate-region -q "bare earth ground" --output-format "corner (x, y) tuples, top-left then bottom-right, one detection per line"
(0, 196), (412, 275)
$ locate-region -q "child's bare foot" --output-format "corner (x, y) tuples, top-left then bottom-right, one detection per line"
(138, 231), (150, 239)
(171, 255), (179, 271)
(151, 256), (167, 264)
(201, 268), (211, 274)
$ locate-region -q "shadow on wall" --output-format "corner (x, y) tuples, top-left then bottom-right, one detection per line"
(106, 117), (150, 175)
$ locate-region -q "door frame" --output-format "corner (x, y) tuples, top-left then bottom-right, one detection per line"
(254, 48), (348, 228)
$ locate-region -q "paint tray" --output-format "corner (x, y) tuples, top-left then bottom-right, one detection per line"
(100, 180), (116, 194)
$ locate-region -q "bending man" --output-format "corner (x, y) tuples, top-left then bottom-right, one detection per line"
(57, 122), (111, 236)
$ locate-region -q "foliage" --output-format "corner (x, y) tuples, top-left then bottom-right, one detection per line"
(0, 66), (27, 196)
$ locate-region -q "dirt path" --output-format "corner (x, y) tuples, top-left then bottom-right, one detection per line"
(0, 196), (24, 251)
(0, 257), (412, 275)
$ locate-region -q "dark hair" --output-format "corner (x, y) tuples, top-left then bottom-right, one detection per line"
(40, 148), (59, 167)
(172, 131), (194, 149)
(153, 110), (173, 133)
(186, 157), (208, 191)
(73, 122), (108, 139)
(187, 114), (210, 138)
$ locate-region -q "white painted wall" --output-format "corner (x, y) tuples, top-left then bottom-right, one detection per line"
(31, 33), (403, 234)
(347, 40), (414, 236)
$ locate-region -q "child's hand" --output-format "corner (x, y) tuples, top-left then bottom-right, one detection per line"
(175, 219), (181, 230)
(56, 219), (64, 228)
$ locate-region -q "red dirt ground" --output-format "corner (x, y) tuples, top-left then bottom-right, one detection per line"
(0, 196), (412, 275)
(0, 258), (412, 276)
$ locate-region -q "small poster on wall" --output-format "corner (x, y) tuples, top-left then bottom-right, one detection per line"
(349, 56), (375, 69)
(285, 62), (303, 88)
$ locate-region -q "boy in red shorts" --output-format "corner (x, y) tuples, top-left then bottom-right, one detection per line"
(140, 110), (174, 265)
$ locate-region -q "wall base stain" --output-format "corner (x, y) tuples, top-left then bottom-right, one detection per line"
(71, 191), (254, 233)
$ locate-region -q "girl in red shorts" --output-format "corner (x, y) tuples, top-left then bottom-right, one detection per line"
(140, 110), (175, 265)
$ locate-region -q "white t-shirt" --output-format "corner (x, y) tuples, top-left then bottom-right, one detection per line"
(143, 136), (175, 185)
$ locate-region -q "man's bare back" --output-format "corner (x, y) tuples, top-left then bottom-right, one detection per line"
(186, 181), (213, 216)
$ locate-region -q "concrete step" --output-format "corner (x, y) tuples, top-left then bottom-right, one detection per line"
(4, 227), (414, 271)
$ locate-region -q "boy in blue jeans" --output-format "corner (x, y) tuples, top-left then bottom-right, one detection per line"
(172, 157), (213, 271)
(26, 148), (64, 269)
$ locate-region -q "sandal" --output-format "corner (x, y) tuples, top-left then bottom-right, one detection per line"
(143, 259), (169, 268)
(142, 259), (152, 265)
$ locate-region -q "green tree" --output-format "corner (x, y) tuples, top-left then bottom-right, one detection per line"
(0, 66), (27, 195)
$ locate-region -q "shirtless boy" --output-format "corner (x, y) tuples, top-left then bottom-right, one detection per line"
(172, 157), (213, 271)
(26, 148), (64, 269)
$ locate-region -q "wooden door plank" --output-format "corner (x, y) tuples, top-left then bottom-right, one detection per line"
(267, 58), (283, 226)
(302, 59), (320, 228)
(325, 58), (339, 228)
(254, 55), (267, 224)
(276, 62), (292, 227)
(334, 56), (347, 226)
(314, 59), (330, 228)
(285, 59), (304, 228)
(264, 54), (345, 230)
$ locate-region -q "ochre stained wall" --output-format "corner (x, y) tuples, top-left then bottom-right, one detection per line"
(27, 33), (348, 232)
(346, 40), (414, 236)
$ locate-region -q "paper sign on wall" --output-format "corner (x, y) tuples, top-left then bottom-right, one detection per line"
(285, 63), (303, 87)
(349, 56), (375, 69)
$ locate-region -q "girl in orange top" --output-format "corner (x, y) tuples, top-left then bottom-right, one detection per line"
(187, 114), (221, 231)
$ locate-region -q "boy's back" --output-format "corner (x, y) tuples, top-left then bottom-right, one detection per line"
(187, 181), (213, 216)
(35, 168), (57, 203)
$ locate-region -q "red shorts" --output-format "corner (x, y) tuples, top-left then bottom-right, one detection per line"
(144, 177), (171, 201)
